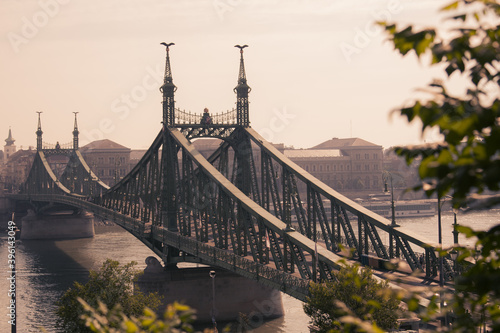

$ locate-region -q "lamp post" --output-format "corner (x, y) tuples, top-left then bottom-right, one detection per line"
(452, 209), (459, 245)
(209, 270), (217, 332)
(438, 195), (444, 289)
(384, 172), (399, 258)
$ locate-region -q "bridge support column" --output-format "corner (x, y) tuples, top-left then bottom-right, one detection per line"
(136, 257), (284, 324)
(20, 210), (94, 239)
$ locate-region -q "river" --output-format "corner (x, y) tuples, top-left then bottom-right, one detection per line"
(0, 210), (498, 332)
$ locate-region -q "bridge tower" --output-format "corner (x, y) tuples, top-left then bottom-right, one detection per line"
(36, 111), (43, 151)
(160, 42), (176, 127)
(72, 112), (79, 150)
(234, 45), (251, 127)
(160, 43), (179, 264)
(233, 45), (253, 197)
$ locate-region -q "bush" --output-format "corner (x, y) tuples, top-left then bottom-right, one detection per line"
(304, 260), (402, 332)
(56, 259), (162, 332)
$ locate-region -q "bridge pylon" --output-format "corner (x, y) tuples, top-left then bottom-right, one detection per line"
(9, 45), (457, 303)
(36, 111), (43, 151)
(73, 111), (79, 150)
(234, 44), (251, 127)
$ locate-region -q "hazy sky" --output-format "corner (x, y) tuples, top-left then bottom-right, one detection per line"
(1, 0), (451, 150)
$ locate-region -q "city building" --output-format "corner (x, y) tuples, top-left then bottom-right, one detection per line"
(80, 139), (131, 186)
(0, 125), (419, 201)
(383, 148), (423, 200)
(1, 148), (36, 193)
(285, 137), (384, 198)
(4, 128), (16, 160)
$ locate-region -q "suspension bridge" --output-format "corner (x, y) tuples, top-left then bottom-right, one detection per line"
(7, 43), (451, 302)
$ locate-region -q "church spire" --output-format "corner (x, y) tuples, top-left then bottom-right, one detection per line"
(234, 45), (251, 127)
(5, 127), (15, 146)
(73, 112), (79, 150)
(36, 111), (43, 150)
(160, 42), (176, 126)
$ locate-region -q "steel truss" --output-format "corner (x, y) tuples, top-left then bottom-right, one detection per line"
(13, 44), (455, 303)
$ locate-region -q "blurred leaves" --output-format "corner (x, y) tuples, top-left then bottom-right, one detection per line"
(56, 259), (163, 333)
(79, 299), (214, 333)
(303, 260), (402, 332)
(379, 0), (500, 208)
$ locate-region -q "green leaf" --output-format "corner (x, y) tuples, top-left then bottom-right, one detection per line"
(441, 1), (460, 11)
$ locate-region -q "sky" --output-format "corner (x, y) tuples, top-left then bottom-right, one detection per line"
(0, 0), (452, 151)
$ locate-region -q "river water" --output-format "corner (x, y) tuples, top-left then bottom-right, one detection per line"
(0, 210), (498, 332)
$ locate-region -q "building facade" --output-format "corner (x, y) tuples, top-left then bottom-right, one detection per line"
(1, 149), (36, 193)
(80, 139), (131, 186)
(286, 137), (384, 198)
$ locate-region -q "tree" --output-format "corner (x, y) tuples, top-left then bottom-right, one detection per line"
(56, 259), (162, 333)
(380, 0), (500, 210)
(303, 260), (402, 332)
(78, 299), (214, 333)
(378, 0), (500, 330)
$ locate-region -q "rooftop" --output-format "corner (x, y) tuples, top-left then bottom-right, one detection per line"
(311, 137), (380, 149)
(81, 139), (130, 152)
(285, 149), (342, 158)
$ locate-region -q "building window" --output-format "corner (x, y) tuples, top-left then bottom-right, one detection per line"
(109, 157), (115, 165)
(319, 165), (323, 171)
(356, 165), (361, 171)
(356, 154), (360, 160)
(98, 157), (104, 164)
(374, 164), (379, 170)
(365, 164), (369, 171)
(313, 165), (316, 172)
(373, 153), (378, 159)
(365, 153), (369, 159)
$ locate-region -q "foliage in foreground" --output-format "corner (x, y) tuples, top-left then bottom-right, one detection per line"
(56, 259), (162, 333)
(449, 225), (500, 332)
(380, 0), (500, 210)
(304, 260), (402, 333)
(79, 298), (214, 333)
(375, 0), (500, 331)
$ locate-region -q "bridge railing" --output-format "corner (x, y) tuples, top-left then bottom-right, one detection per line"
(174, 108), (237, 125)
(152, 225), (310, 300)
(8, 193), (311, 301)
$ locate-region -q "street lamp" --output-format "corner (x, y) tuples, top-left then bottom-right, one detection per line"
(209, 270), (217, 332)
(437, 196), (444, 289)
(452, 209), (459, 244)
(384, 174), (397, 227)
(384, 172), (399, 258)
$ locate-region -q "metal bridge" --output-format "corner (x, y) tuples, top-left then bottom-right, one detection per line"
(8, 44), (451, 302)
